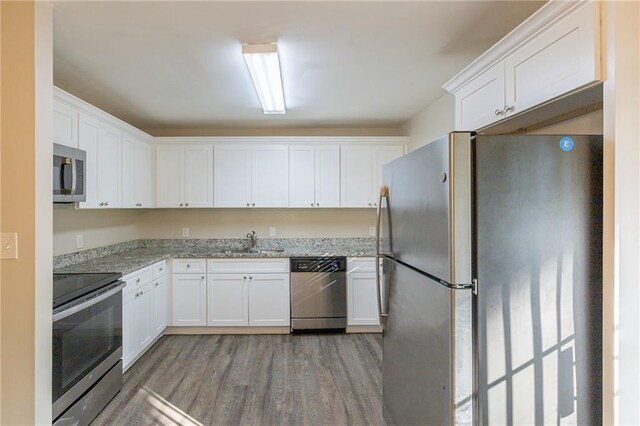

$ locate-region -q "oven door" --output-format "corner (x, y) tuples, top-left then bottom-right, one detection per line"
(52, 283), (123, 420)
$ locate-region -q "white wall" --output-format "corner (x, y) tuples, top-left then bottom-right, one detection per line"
(401, 93), (455, 151)
(138, 208), (376, 239)
(53, 206), (139, 255)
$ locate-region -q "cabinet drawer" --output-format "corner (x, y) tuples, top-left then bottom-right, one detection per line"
(347, 257), (377, 274)
(207, 258), (289, 274)
(153, 260), (167, 279)
(172, 258), (207, 274)
(122, 266), (153, 295)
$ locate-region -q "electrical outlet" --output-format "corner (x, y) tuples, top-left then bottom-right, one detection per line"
(182, 227), (190, 238)
(369, 226), (376, 236)
(76, 234), (84, 249)
(1, 232), (18, 260)
(269, 227), (276, 237)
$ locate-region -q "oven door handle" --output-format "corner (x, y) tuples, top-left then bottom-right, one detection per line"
(53, 282), (125, 322)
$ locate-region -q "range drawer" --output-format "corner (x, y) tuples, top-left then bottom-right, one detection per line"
(172, 259), (207, 274)
(207, 258), (289, 274)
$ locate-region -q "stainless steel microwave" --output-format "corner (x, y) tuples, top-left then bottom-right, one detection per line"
(53, 143), (86, 203)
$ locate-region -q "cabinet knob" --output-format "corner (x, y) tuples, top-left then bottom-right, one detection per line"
(179, 203), (183, 207)
(99, 202), (104, 206)
(155, 282), (159, 287)
(249, 276), (253, 280)
(159, 267), (163, 272)
(503, 105), (514, 114)
(246, 203), (250, 207)
(316, 203), (320, 207)
(494, 109), (504, 116)
(136, 278), (140, 283)
(186, 264), (190, 268)
(374, 203), (377, 206)
(310, 203), (314, 207)
(201, 276), (205, 280)
(105, 201), (109, 206)
(243, 276), (247, 280)
(252, 203), (255, 207)
(185, 203), (189, 207)
(368, 202), (372, 207)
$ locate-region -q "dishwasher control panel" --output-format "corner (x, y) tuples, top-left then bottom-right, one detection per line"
(290, 257), (347, 273)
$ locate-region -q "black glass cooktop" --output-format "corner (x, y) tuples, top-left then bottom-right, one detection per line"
(53, 272), (122, 309)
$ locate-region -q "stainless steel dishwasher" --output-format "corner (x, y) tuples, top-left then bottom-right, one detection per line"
(290, 257), (347, 331)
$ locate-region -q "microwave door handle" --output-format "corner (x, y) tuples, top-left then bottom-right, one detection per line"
(71, 157), (77, 195)
(376, 185), (390, 325)
(60, 157), (72, 194)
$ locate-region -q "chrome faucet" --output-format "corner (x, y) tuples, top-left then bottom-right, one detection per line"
(246, 230), (257, 250)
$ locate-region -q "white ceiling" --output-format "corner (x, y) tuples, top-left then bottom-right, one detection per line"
(53, 1), (544, 133)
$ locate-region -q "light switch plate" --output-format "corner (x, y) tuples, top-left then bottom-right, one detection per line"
(369, 227), (376, 237)
(269, 227), (276, 237)
(76, 234), (84, 249)
(182, 227), (189, 238)
(1, 232), (18, 260)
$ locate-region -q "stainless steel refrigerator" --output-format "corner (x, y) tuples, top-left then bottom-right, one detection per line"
(377, 132), (602, 425)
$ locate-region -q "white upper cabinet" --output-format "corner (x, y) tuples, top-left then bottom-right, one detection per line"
(372, 145), (404, 205)
(289, 144), (340, 208)
(454, 63), (506, 131)
(156, 145), (184, 207)
(504, 1), (600, 116)
(156, 144), (213, 208)
(445, 1), (601, 131)
(78, 113), (100, 208)
(53, 100), (78, 148)
(214, 145), (251, 207)
(78, 113), (121, 208)
(184, 145), (214, 207)
(289, 145), (316, 207)
(122, 133), (151, 208)
(341, 145), (373, 208)
(251, 144), (289, 207)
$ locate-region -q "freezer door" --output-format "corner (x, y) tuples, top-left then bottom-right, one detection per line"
(381, 133), (472, 285)
(383, 258), (472, 426)
(475, 135), (603, 425)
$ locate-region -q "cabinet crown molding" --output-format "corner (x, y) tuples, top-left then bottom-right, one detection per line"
(442, 0), (592, 93)
(153, 136), (409, 145)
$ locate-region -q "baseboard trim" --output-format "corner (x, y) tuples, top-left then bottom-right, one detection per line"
(164, 326), (291, 335)
(346, 325), (383, 333)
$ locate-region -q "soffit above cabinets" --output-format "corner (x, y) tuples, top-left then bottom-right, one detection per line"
(52, 1), (544, 132)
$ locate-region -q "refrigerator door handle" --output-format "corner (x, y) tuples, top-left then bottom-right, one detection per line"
(376, 185), (390, 325)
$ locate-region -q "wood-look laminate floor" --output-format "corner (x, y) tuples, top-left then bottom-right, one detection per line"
(93, 334), (384, 426)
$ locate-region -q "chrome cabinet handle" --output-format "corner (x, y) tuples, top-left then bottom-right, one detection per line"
(252, 203), (255, 207)
(105, 201), (109, 206)
(246, 203), (250, 207)
(316, 203), (320, 206)
(155, 282), (159, 287)
(310, 203), (314, 207)
(201, 276), (205, 280)
(494, 109), (504, 116)
(503, 105), (514, 114)
(243, 276), (247, 280)
(186, 264), (190, 268)
(159, 267), (163, 272)
(249, 276), (253, 280)
(136, 278), (140, 283)
(185, 203), (189, 207)
(99, 202), (104, 206)
(179, 203), (183, 207)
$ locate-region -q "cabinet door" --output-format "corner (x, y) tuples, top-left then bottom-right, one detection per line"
(78, 113), (100, 208)
(97, 123), (122, 208)
(122, 292), (136, 368)
(207, 274), (248, 326)
(156, 145), (184, 208)
(341, 145), (373, 207)
(134, 283), (154, 351)
(315, 145), (340, 207)
(372, 145), (404, 207)
(289, 145), (315, 208)
(172, 274), (207, 326)
(151, 277), (167, 337)
(347, 272), (380, 326)
(248, 274), (290, 326)
(184, 145), (213, 207)
(252, 144), (289, 207)
(454, 62), (505, 131)
(53, 100), (78, 148)
(214, 145), (251, 207)
(121, 135), (136, 208)
(504, 2), (600, 117)
(134, 141), (151, 208)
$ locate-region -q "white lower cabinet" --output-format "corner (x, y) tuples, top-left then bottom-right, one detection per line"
(248, 274), (290, 326)
(205, 259), (290, 328)
(207, 274), (248, 326)
(122, 260), (167, 370)
(172, 273), (207, 326)
(347, 258), (380, 326)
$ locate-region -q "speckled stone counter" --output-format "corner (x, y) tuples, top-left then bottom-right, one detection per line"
(54, 238), (376, 276)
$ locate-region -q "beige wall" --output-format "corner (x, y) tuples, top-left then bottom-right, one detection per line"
(138, 208), (376, 239)
(1, 2), (52, 424)
(401, 93), (455, 151)
(53, 206), (139, 255)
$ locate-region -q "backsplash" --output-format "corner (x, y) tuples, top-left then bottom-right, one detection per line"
(53, 237), (376, 269)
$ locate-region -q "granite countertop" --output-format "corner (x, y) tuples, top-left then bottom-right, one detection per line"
(54, 245), (376, 276)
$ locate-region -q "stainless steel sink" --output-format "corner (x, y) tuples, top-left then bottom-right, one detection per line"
(218, 248), (285, 254)
(256, 249), (285, 254)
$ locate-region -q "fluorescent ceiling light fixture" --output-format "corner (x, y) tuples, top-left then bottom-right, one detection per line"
(242, 43), (286, 114)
